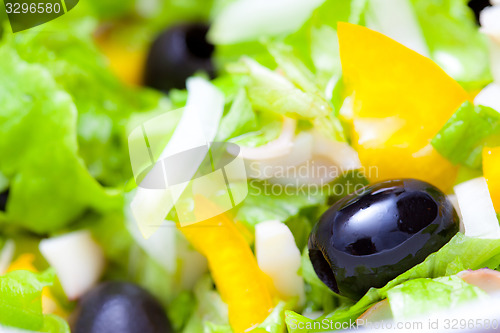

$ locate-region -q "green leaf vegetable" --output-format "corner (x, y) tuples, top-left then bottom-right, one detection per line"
(0, 269), (68, 332)
(432, 101), (500, 169)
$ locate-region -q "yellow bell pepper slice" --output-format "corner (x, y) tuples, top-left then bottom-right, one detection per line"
(338, 23), (469, 191)
(483, 147), (500, 212)
(95, 34), (145, 86)
(180, 196), (274, 333)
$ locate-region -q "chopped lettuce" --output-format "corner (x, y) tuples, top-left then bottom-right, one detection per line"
(410, 0), (492, 89)
(234, 180), (327, 230)
(387, 276), (486, 320)
(3, 15), (169, 187)
(0, 269), (66, 332)
(215, 88), (257, 142)
(431, 101), (500, 169)
(235, 57), (331, 119)
(286, 233), (500, 331)
(0, 47), (121, 233)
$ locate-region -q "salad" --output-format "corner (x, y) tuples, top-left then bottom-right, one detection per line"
(1, 0), (500, 332)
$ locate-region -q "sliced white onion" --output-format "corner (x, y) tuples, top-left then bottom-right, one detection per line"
(365, 0), (430, 57)
(481, 6), (500, 43)
(0, 240), (15, 275)
(126, 218), (177, 273)
(176, 237), (208, 290)
(447, 194), (464, 233)
(458, 269), (500, 294)
(231, 117), (296, 161)
(208, 0), (324, 45)
(312, 132), (361, 172)
(39, 231), (105, 300)
(130, 78), (224, 238)
(454, 177), (500, 239)
(247, 131), (312, 180)
(255, 220), (304, 304)
(475, 83), (500, 112)
(480, 6), (500, 84)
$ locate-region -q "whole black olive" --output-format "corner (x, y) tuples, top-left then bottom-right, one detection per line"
(0, 189), (8, 211)
(144, 23), (215, 92)
(309, 179), (459, 300)
(73, 282), (172, 333)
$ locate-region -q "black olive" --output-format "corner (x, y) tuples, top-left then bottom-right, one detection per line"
(308, 179), (459, 300)
(0, 189), (8, 211)
(468, 0), (491, 24)
(144, 23), (215, 92)
(73, 282), (172, 333)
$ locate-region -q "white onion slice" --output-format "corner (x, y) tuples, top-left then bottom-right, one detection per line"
(481, 6), (500, 43)
(130, 78), (224, 238)
(313, 132), (361, 171)
(365, 0), (430, 57)
(39, 231), (105, 300)
(255, 220), (304, 303)
(0, 240), (15, 275)
(454, 177), (500, 239)
(474, 83), (500, 112)
(208, 0), (324, 45)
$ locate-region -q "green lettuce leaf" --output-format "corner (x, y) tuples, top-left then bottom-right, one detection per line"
(431, 101), (500, 169)
(3, 15), (169, 187)
(410, 0), (491, 90)
(215, 88), (257, 142)
(0, 269), (54, 330)
(0, 47), (121, 233)
(387, 276), (486, 320)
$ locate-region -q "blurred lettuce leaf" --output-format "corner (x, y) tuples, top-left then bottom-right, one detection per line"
(0, 47), (121, 233)
(0, 269), (55, 331)
(387, 276), (486, 320)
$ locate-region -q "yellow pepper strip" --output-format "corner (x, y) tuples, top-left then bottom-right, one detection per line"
(483, 147), (500, 212)
(7, 253), (37, 273)
(95, 35), (145, 86)
(7, 253), (67, 317)
(338, 23), (469, 191)
(180, 196), (274, 333)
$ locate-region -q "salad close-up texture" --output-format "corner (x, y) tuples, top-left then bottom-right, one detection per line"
(2, 0), (500, 332)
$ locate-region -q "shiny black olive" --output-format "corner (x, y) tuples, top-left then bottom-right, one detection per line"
(73, 282), (172, 333)
(0, 189), (8, 211)
(144, 23), (215, 92)
(308, 179), (459, 300)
